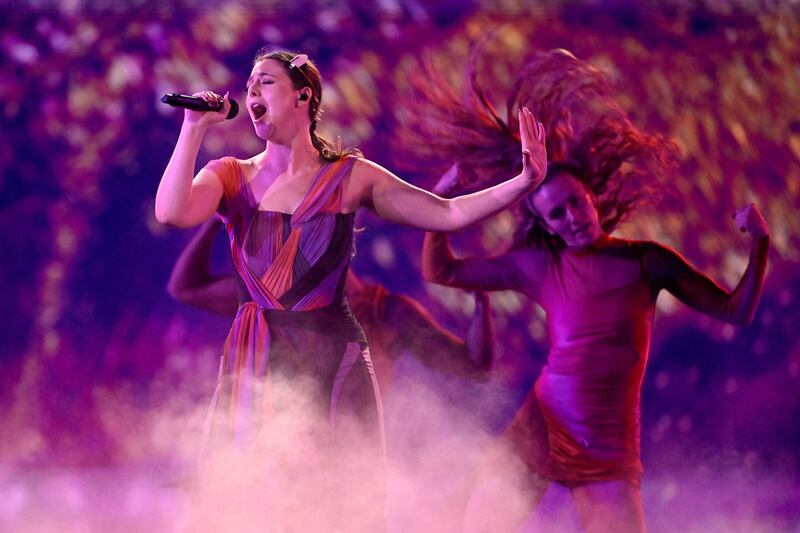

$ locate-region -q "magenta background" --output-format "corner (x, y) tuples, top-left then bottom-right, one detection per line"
(1, 1), (799, 531)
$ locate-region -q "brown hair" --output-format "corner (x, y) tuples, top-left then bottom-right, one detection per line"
(253, 48), (362, 162)
(401, 46), (679, 251)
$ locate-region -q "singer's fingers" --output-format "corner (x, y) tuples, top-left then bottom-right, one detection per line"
(527, 110), (539, 143)
(521, 107), (534, 147)
(200, 91), (221, 104)
(523, 109), (532, 141)
(220, 93), (232, 114)
(525, 108), (534, 137)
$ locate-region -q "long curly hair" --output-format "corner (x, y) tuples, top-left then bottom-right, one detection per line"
(253, 48), (362, 162)
(401, 45), (679, 251)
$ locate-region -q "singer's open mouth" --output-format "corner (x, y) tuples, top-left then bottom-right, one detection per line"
(251, 103), (267, 120)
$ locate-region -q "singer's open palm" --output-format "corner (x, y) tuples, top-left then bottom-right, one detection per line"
(519, 107), (547, 188)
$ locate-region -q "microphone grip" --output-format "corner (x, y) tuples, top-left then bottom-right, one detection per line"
(160, 93), (239, 120)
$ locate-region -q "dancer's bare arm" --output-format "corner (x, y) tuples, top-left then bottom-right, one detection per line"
(422, 230), (541, 294)
(167, 218), (240, 317)
(383, 292), (495, 380)
(644, 203), (769, 325)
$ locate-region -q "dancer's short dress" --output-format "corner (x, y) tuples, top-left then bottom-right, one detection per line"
(495, 239), (763, 488)
(427, 226), (767, 490)
(197, 155), (385, 529)
(493, 241), (655, 488)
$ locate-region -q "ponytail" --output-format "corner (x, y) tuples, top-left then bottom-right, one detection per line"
(309, 120), (361, 163)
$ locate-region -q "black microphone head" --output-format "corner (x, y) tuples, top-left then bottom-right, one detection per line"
(160, 92), (239, 119)
(226, 98), (239, 120)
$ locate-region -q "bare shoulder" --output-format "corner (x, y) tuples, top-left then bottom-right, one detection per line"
(342, 157), (390, 211)
(352, 156), (384, 172)
(350, 157), (393, 183)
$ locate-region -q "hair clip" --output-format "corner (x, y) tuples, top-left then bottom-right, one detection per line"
(289, 54), (309, 69)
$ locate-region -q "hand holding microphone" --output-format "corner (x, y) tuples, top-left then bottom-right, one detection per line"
(161, 91), (239, 121)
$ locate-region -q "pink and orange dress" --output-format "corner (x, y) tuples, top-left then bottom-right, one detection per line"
(199, 155), (385, 471)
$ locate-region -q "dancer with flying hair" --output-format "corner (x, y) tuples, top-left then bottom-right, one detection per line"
(407, 48), (770, 532)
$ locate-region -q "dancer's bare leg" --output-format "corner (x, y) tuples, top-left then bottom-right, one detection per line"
(462, 384), (551, 532)
(571, 480), (645, 533)
(462, 442), (550, 533)
(463, 474), (549, 533)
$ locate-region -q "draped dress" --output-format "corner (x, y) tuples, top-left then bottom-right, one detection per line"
(194, 156), (386, 528)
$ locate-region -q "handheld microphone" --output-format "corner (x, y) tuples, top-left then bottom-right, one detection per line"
(160, 93), (239, 120)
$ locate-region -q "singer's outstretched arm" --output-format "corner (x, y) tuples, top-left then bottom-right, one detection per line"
(155, 92), (232, 228)
(342, 108), (547, 232)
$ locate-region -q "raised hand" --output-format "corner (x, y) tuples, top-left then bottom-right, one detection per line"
(519, 106), (547, 188)
(733, 203), (769, 239)
(183, 90), (233, 128)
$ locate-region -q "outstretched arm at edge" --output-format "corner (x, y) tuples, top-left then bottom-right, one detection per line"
(348, 108), (547, 232)
(646, 203), (769, 325)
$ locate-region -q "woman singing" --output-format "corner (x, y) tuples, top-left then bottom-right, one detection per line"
(154, 48), (546, 531)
